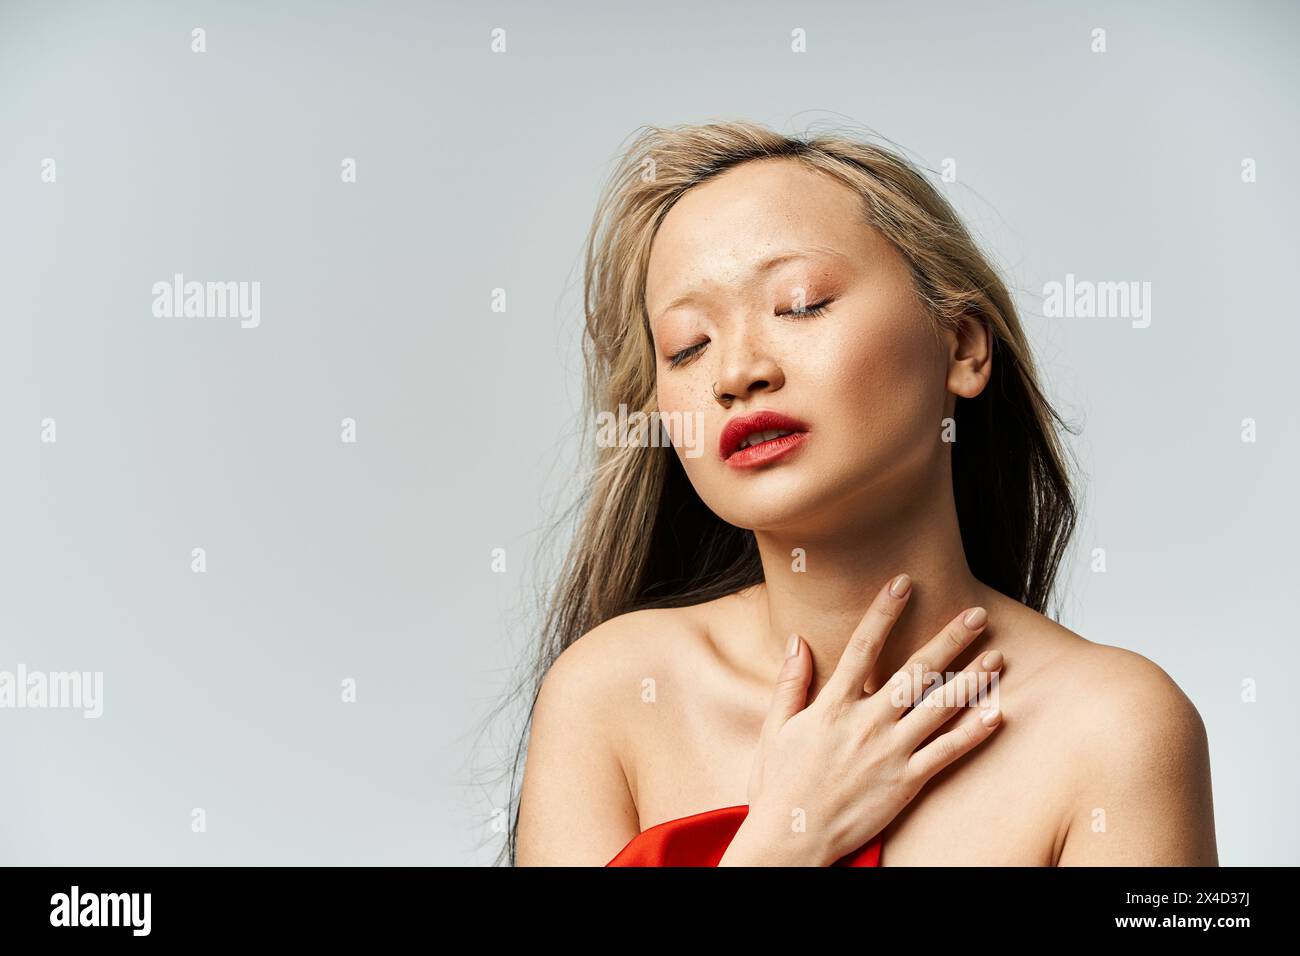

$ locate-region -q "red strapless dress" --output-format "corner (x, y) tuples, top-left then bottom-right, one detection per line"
(606, 805), (883, 866)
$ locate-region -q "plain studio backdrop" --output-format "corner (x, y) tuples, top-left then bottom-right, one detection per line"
(2, 0), (1296, 865)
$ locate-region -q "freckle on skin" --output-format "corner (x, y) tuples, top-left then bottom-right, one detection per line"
(645, 159), (956, 530)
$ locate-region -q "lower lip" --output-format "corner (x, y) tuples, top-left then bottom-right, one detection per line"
(725, 431), (809, 469)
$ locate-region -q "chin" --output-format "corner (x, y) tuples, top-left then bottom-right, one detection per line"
(697, 468), (854, 533)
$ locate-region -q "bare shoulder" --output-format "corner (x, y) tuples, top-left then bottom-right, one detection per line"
(990, 595), (1204, 738)
(1011, 605), (1207, 751)
(1068, 639), (1209, 770)
(1038, 636), (1215, 864)
(517, 604), (709, 864)
(545, 604), (711, 695)
(537, 603), (715, 748)
(986, 598), (1215, 863)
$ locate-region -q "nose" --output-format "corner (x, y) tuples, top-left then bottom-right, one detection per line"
(712, 340), (785, 406)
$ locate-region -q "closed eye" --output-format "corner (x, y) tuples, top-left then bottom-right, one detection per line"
(668, 341), (707, 368)
(778, 298), (833, 318)
(666, 298), (832, 368)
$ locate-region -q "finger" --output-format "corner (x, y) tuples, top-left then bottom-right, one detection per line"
(905, 689), (1003, 782)
(895, 649), (1004, 751)
(822, 573), (913, 703)
(762, 633), (812, 737)
(869, 606), (991, 718)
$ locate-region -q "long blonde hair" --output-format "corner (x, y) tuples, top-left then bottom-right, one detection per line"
(494, 121), (1078, 865)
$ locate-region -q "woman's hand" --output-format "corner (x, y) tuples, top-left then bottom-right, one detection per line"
(719, 572), (1003, 866)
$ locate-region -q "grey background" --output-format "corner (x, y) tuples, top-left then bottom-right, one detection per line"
(2, 0), (1296, 865)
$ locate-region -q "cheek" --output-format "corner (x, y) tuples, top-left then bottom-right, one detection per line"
(812, 305), (946, 462)
(655, 374), (718, 463)
(654, 371), (710, 419)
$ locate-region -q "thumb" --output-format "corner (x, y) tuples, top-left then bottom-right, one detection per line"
(764, 634), (812, 733)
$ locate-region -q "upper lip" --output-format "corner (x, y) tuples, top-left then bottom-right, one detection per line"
(719, 410), (810, 460)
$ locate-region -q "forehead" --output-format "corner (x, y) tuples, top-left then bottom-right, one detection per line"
(645, 158), (871, 309)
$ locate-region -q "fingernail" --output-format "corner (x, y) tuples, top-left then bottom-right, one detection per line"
(890, 573), (911, 597)
(786, 634), (800, 658)
(981, 649), (1003, 670)
(980, 707), (1002, 727)
(963, 607), (987, 629)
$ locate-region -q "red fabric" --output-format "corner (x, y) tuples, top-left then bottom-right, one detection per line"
(606, 805), (882, 867)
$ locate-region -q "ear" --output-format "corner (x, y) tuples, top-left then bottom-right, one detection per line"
(944, 313), (992, 399)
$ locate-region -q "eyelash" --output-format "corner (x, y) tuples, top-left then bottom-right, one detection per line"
(667, 299), (833, 368)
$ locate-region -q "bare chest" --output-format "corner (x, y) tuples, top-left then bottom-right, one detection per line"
(629, 689), (1075, 866)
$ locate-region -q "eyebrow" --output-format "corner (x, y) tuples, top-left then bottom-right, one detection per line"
(652, 247), (849, 321)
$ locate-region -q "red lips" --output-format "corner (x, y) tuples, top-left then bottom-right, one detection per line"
(718, 410), (810, 461)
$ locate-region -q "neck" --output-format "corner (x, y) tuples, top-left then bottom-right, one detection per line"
(752, 466), (989, 704)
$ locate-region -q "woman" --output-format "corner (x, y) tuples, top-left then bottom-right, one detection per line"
(506, 121), (1217, 866)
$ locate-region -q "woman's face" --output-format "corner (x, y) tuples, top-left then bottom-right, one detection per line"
(645, 158), (973, 533)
